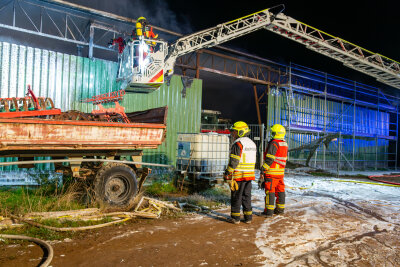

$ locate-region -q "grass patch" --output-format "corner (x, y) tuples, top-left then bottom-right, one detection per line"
(340, 174), (369, 179)
(175, 185), (231, 210)
(0, 186), (89, 215)
(0, 175), (101, 240)
(144, 180), (179, 197)
(144, 178), (230, 210)
(36, 217), (114, 228)
(307, 171), (333, 177)
(0, 225), (69, 241)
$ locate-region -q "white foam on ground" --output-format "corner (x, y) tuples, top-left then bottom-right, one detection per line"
(254, 172), (400, 266)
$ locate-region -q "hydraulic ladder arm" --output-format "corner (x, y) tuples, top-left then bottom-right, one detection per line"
(164, 7), (280, 73)
(265, 12), (400, 89)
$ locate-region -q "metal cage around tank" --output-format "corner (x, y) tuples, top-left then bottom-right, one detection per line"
(176, 132), (230, 180)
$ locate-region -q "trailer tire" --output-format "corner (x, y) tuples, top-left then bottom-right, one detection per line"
(94, 163), (138, 210)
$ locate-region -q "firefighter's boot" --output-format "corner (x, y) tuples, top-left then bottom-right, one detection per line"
(262, 209), (274, 217)
(274, 207), (284, 214)
(263, 193), (275, 217)
(275, 192), (285, 215)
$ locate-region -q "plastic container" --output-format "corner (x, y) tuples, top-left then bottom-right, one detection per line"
(176, 133), (229, 176)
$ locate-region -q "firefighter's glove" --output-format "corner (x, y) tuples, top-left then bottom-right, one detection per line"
(258, 178), (265, 190)
(230, 179), (239, 191)
(258, 172), (265, 189)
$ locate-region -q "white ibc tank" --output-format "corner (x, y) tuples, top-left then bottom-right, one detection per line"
(176, 133), (230, 175)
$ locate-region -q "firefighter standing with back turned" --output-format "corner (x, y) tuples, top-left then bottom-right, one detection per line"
(224, 121), (257, 224)
(259, 124), (288, 217)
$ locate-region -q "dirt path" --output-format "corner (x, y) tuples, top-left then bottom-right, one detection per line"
(2, 201), (399, 267)
(1, 176), (400, 266)
(0, 206), (267, 267)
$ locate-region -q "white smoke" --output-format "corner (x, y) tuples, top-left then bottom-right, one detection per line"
(66, 0), (193, 34)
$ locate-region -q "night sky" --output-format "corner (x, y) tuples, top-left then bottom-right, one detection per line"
(4, 0), (400, 123)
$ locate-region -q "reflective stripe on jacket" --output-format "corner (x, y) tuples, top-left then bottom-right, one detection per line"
(233, 137), (257, 172)
(262, 139), (288, 179)
(225, 137), (257, 181)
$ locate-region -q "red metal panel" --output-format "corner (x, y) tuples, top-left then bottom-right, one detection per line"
(0, 118), (166, 128)
(0, 109), (61, 118)
(0, 119), (166, 150)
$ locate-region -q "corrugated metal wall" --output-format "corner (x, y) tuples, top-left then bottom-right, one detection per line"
(267, 89), (392, 170)
(122, 76), (202, 168)
(0, 41), (201, 184)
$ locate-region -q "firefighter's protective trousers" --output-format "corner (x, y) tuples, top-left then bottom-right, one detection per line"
(225, 136), (257, 221)
(231, 180), (252, 222)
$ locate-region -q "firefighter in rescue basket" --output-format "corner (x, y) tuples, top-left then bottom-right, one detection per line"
(259, 124), (288, 216)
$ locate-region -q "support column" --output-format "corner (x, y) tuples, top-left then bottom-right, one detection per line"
(265, 85), (270, 126)
(253, 84), (262, 125)
(89, 24), (94, 59)
(195, 52), (200, 79)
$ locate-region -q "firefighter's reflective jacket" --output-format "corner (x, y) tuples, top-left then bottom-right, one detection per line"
(261, 139), (288, 179)
(225, 137), (257, 181)
(145, 26), (158, 39)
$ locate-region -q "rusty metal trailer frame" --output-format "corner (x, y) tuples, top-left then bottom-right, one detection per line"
(0, 158), (173, 169)
(0, 106), (169, 209)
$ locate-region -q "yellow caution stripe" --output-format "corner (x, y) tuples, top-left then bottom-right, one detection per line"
(230, 154), (241, 160)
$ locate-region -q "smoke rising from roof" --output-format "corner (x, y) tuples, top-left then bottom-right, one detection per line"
(66, 0), (193, 34)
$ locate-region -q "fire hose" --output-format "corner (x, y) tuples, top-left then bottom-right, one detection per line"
(6, 213), (134, 232)
(368, 175), (400, 186)
(0, 234), (53, 267)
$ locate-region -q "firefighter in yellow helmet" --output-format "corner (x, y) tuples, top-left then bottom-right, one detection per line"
(224, 121), (257, 224)
(259, 124), (288, 217)
(135, 17), (147, 38)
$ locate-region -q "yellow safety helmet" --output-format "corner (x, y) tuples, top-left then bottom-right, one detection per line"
(270, 124), (286, 139)
(231, 121), (250, 137)
(137, 16), (146, 22)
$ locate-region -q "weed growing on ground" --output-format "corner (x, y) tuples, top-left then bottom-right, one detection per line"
(37, 217), (114, 228)
(144, 180), (178, 197)
(0, 225), (72, 240)
(0, 186), (88, 215)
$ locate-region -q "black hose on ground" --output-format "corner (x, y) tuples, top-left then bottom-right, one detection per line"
(0, 234), (53, 267)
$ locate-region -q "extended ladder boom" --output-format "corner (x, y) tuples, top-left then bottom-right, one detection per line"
(164, 8), (277, 72)
(265, 12), (400, 89)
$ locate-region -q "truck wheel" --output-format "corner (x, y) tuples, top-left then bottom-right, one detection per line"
(94, 163), (138, 210)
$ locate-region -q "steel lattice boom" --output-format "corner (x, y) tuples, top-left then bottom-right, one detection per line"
(265, 12), (400, 89)
(165, 8), (275, 72)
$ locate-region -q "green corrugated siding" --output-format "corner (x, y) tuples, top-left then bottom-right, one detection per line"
(122, 75), (202, 166)
(0, 41), (202, 174)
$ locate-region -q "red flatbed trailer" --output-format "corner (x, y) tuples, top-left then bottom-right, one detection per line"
(0, 118), (165, 150)
(0, 106), (169, 209)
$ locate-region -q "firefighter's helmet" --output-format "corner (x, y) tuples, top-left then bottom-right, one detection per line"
(137, 16), (146, 22)
(270, 124), (286, 139)
(231, 121), (250, 137)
